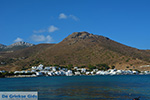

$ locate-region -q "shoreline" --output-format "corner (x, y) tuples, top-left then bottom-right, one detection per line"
(2, 73), (150, 79)
(5, 75), (37, 78)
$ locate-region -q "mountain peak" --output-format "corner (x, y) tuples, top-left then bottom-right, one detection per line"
(8, 41), (34, 48)
(0, 42), (34, 51)
(5, 41), (34, 49)
(64, 31), (96, 41)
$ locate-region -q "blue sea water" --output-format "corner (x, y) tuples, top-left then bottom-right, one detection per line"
(0, 75), (150, 100)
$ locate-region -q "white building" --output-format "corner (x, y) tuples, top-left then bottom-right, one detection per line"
(14, 71), (21, 74)
(44, 67), (51, 70)
(31, 70), (36, 73)
(74, 67), (78, 70)
(86, 72), (90, 75)
(37, 64), (44, 70)
(32, 66), (37, 70)
(52, 67), (56, 72)
(81, 68), (86, 73)
(66, 70), (73, 76)
(25, 71), (31, 73)
(36, 72), (43, 76)
(75, 72), (81, 75)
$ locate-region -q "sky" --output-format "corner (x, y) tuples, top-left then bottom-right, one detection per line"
(0, 0), (150, 49)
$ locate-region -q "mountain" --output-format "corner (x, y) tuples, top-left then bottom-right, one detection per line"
(0, 43), (55, 71)
(0, 44), (6, 49)
(0, 44), (6, 51)
(34, 32), (149, 67)
(6, 41), (34, 48)
(3, 43), (54, 58)
(0, 41), (34, 51)
(1, 32), (150, 71)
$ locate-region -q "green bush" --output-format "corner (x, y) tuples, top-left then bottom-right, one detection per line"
(111, 66), (115, 69)
(126, 58), (130, 62)
(134, 69), (141, 73)
(0, 72), (15, 77)
(88, 64), (96, 71)
(96, 64), (110, 71)
(67, 64), (73, 70)
(126, 66), (129, 68)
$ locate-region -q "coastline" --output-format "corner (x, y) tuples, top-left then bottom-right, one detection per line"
(2, 72), (150, 79)
(5, 75), (37, 78)
(1, 64), (150, 78)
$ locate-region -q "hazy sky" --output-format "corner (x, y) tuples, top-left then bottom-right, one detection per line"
(0, 0), (150, 49)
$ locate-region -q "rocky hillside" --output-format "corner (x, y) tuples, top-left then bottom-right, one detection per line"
(34, 32), (149, 67)
(0, 41), (34, 51)
(0, 43), (55, 71)
(6, 41), (34, 48)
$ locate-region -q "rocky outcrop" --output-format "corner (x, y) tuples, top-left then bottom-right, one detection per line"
(6, 41), (34, 48)
(63, 31), (98, 41)
(0, 42), (34, 51)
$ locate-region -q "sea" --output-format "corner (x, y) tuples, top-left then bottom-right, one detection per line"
(0, 75), (150, 100)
